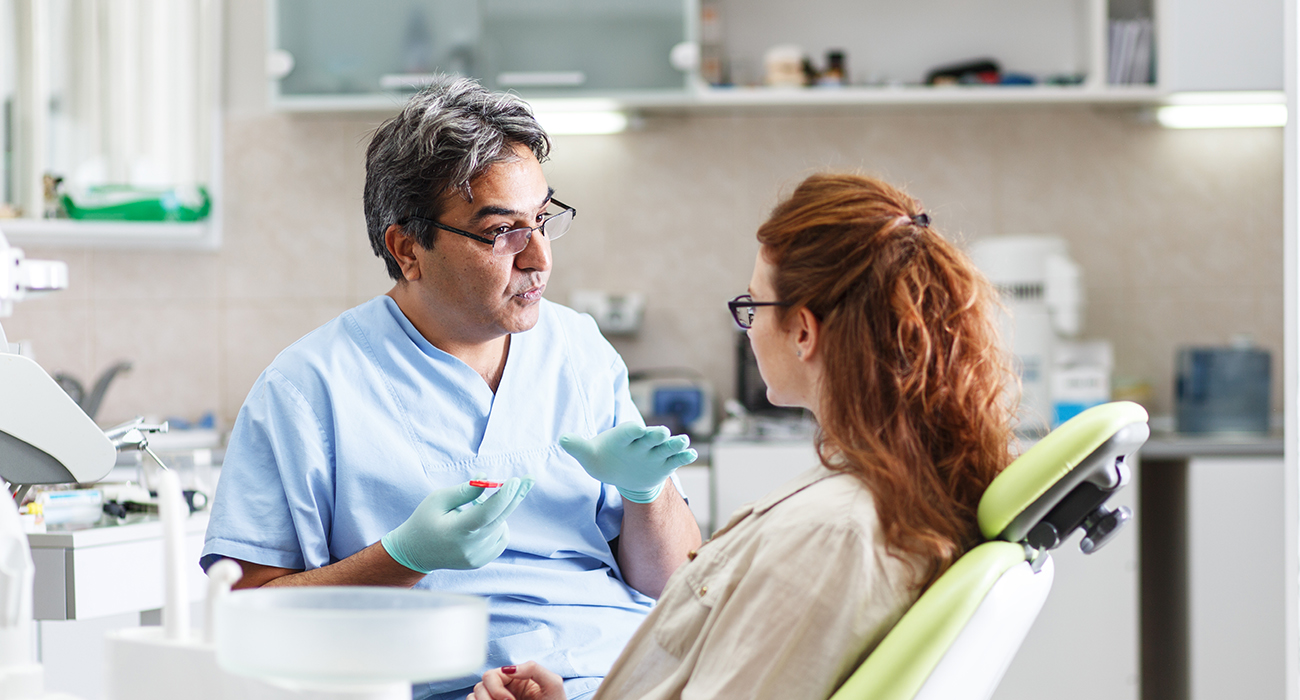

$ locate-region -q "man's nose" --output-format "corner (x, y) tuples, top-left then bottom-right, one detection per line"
(515, 229), (552, 272)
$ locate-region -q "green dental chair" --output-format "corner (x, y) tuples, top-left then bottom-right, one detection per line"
(831, 400), (1149, 700)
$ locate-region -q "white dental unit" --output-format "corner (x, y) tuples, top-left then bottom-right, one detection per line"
(0, 228), (115, 699)
(0, 229), (489, 699)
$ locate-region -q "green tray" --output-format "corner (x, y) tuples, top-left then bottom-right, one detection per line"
(62, 186), (211, 222)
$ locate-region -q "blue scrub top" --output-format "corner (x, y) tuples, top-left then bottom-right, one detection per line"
(202, 296), (662, 699)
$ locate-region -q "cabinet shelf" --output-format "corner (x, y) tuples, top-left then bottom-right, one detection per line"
(0, 219), (219, 250)
(270, 84), (1185, 115)
(660, 84), (1169, 109)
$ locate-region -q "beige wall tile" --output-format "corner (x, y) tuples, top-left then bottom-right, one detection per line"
(1, 299), (94, 382)
(90, 302), (222, 428)
(538, 106), (1285, 419)
(220, 114), (376, 305)
(89, 249), (221, 302)
(220, 302), (350, 424)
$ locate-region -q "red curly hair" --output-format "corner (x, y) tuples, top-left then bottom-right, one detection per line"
(756, 173), (1014, 588)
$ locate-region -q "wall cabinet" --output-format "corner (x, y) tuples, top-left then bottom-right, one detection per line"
(269, 0), (691, 110)
(0, 0), (223, 249)
(268, 0), (1281, 114)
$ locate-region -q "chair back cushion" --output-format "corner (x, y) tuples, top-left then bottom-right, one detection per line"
(828, 541), (1049, 700)
(914, 556), (1053, 700)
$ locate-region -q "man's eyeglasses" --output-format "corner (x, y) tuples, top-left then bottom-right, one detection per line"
(408, 198), (576, 256)
(728, 294), (790, 330)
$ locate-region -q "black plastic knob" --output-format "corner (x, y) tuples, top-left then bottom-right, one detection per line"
(1080, 505), (1132, 555)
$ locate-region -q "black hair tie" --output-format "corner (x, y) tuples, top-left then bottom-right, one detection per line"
(910, 213), (930, 228)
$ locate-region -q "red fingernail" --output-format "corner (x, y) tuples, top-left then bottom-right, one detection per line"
(470, 480), (504, 488)
(502, 665), (517, 674)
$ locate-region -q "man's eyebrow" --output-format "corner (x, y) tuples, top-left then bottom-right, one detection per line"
(469, 188), (556, 223)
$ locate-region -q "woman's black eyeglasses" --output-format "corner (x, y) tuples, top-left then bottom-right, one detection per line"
(728, 294), (790, 330)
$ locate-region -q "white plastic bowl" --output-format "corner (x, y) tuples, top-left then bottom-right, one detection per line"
(214, 586), (487, 686)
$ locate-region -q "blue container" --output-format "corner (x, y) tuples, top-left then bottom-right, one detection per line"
(1175, 347), (1271, 434)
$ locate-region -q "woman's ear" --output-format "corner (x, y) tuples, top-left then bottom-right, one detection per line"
(791, 307), (821, 362)
(385, 224), (422, 282)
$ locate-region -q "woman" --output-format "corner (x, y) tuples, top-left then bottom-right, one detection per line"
(470, 173), (1014, 700)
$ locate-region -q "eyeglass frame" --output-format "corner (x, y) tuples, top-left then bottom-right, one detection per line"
(405, 197), (576, 256)
(728, 294), (791, 329)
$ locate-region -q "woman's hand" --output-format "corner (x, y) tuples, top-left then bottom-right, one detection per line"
(468, 662), (567, 700)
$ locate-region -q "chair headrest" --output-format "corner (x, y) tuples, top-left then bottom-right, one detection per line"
(978, 401), (1149, 549)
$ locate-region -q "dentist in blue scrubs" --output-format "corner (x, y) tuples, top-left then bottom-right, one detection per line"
(201, 75), (702, 700)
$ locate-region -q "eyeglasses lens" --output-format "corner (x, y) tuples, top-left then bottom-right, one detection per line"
(729, 295), (753, 329)
(543, 208), (574, 241)
(491, 208), (575, 256)
(735, 306), (757, 329)
(492, 230), (530, 256)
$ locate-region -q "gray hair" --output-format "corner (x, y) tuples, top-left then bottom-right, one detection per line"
(364, 75), (551, 280)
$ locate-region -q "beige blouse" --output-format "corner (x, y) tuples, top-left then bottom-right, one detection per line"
(595, 463), (922, 700)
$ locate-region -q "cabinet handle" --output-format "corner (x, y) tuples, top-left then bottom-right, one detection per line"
(266, 49), (295, 79)
(670, 42), (699, 72)
(497, 72), (586, 87)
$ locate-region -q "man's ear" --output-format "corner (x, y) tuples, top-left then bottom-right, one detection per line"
(385, 224), (421, 282)
(792, 306), (821, 362)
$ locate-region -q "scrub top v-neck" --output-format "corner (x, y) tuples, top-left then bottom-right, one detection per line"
(203, 295), (655, 699)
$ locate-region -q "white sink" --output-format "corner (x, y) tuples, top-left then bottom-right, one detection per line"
(215, 586), (487, 687)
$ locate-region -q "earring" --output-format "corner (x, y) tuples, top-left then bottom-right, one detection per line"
(796, 350), (803, 358)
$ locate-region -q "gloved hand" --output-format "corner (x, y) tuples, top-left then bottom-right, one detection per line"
(560, 423), (697, 504)
(381, 477), (533, 574)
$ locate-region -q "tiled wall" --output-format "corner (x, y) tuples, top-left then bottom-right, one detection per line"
(548, 108), (1284, 427)
(1, 2), (1282, 433)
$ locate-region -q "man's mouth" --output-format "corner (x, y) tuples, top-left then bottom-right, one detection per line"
(513, 284), (545, 302)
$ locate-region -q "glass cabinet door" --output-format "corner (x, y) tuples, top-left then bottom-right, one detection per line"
(275, 0), (481, 97)
(271, 0), (689, 105)
(2, 0), (220, 247)
(1, 0), (17, 217)
(478, 0), (686, 93)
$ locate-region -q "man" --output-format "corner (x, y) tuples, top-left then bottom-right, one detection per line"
(202, 76), (701, 700)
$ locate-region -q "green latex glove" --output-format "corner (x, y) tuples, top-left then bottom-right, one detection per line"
(560, 423), (697, 504)
(381, 477), (534, 574)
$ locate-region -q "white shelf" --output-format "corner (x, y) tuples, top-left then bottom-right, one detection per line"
(0, 219), (220, 250)
(669, 84), (1169, 109)
(273, 84), (1177, 115)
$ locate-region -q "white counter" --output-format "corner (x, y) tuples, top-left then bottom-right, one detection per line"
(28, 511), (210, 620)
